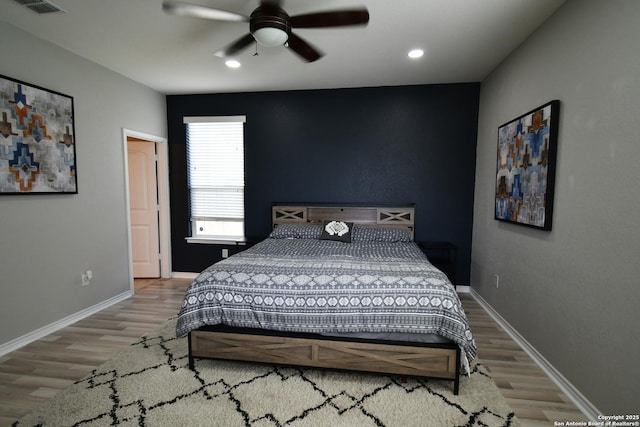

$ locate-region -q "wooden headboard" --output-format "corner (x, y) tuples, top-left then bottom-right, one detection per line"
(272, 204), (415, 239)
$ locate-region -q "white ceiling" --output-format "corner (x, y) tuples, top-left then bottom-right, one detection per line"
(1, 0), (566, 95)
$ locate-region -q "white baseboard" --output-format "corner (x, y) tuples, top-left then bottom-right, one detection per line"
(172, 272), (198, 280)
(470, 288), (600, 421)
(456, 285), (470, 293)
(0, 291), (132, 357)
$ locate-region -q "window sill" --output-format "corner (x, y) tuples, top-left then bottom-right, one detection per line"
(185, 237), (247, 245)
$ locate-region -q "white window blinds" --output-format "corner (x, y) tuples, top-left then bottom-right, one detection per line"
(184, 116), (245, 239)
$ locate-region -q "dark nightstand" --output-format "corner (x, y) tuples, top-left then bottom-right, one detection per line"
(418, 241), (457, 286)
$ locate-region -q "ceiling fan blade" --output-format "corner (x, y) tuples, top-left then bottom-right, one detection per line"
(162, 1), (249, 22)
(286, 33), (323, 62)
(214, 33), (255, 58)
(290, 8), (369, 28)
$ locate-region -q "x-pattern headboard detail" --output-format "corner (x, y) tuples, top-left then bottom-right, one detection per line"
(272, 204), (415, 239)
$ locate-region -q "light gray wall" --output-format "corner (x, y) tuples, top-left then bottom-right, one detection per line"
(0, 24), (166, 345)
(472, 0), (639, 414)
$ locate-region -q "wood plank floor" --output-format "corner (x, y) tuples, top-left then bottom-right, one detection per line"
(0, 279), (588, 426)
(458, 293), (588, 426)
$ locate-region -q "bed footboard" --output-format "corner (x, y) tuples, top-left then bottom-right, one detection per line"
(188, 328), (461, 395)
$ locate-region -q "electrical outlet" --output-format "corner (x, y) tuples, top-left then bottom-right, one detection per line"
(82, 270), (93, 286)
(222, 248), (229, 258)
(494, 274), (500, 288)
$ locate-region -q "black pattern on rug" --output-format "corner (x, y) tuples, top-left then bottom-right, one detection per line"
(14, 318), (518, 427)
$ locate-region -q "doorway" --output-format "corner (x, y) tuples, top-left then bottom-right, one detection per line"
(123, 129), (171, 292)
(127, 137), (160, 278)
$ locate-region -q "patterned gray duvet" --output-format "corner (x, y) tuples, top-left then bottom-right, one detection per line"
(176, 232), (477, 369)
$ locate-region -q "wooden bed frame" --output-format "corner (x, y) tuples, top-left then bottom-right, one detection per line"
(187, 204), (462, 394)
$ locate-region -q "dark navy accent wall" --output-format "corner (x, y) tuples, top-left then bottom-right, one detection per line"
(166, 83), (480, 282)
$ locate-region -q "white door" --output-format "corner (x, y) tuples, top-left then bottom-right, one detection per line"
(127, 138), (160, 278)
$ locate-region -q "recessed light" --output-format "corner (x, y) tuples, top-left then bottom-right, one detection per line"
(225, 60), (241, 68)
(408, 49), (424, 59)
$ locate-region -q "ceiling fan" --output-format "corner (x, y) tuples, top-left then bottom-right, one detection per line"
(162, 1), (370, 62)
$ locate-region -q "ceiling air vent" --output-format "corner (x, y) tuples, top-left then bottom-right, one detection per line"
(13, 0), (66, 14)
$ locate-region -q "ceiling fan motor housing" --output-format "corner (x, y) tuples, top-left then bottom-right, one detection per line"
(250, 6), (291, 46)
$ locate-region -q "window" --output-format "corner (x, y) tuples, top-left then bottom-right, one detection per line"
(184, 116), (245, 241)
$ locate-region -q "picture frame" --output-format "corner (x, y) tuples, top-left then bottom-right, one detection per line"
(0, 74), (77, 194)
(495, 100), (559, 230)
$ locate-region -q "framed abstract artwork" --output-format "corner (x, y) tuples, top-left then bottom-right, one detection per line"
(495, 100), (559, 230)
(0, 74), (77, 194)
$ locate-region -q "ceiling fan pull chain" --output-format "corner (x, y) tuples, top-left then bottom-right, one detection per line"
(254, 41), (260, 56)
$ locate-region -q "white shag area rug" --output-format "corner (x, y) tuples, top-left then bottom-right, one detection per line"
(15, 318), (518, 427)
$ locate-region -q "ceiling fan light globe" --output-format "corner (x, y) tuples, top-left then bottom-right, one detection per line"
(252, 27), (288, 47)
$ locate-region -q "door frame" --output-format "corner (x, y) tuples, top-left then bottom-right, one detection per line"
(122, 128), (171, 292)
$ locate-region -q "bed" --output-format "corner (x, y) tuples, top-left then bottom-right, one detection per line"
(176, 205), (476, 394)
